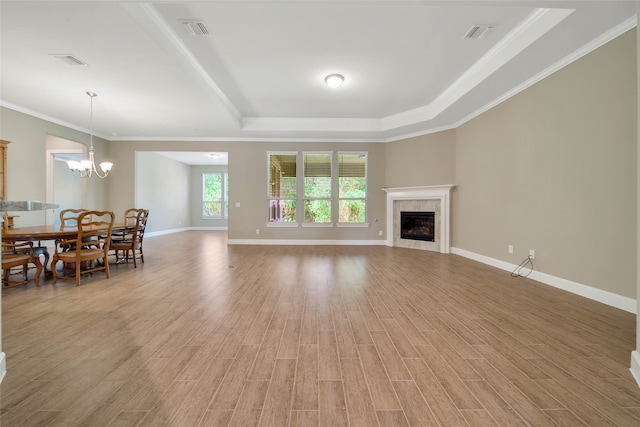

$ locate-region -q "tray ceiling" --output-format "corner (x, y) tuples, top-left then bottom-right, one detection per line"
(0, 1), (636, 142)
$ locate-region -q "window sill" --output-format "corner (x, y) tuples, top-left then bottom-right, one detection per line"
(266, 222), (299, 228)
(264, 222), (368, 228)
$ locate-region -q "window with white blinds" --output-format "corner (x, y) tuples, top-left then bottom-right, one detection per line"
(267, 151), (368, 225)
(268, 152), (297, 223)
(303, 152), (332, 224)
(338, 152), (367, 223)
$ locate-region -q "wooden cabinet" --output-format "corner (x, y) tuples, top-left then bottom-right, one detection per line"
(0, 140), (8, 201)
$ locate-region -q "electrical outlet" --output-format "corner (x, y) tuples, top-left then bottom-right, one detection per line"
(508, 244), (513, 254)
(256, 228), (260, 235)
(379, 230), (383, 236)
(529, 249), (535, 259)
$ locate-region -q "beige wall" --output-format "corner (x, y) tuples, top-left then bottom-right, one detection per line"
(108, 140), (387, 240)
(384, 130), (456, 188)
(136, 152), (190, 232)
(453, 28), (637, 298)
(0, 107), (109, 226)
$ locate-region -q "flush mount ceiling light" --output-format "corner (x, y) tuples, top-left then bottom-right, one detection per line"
(325, 74), (344, 89)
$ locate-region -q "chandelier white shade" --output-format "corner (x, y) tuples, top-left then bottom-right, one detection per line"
(67, 92), (113, 178)
(325, 73), (344, 89)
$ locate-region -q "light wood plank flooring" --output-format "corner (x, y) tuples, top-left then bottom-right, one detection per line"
(1, 230), (639, 426)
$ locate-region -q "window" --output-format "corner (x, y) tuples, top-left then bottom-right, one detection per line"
(203, 172), (228, 219)
(267, 151), (368, 226)
(303, 152), (332, 224)
(268, 152), (297, 222)
(338, 152), (367, 223)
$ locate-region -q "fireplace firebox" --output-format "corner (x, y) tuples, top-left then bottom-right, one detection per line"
(400, 211), (435, 242)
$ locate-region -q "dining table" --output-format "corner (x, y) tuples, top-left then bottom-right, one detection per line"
(3, 223), (127, 241)
(3, 223), (128, 277)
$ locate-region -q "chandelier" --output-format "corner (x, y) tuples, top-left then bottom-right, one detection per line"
(67, 91), (113, 178)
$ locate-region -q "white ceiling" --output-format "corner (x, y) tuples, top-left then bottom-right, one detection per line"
(0, 1), (636, 143)
(155, 151), (228, 165)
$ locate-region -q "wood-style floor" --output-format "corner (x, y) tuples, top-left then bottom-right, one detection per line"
(1, 230), (639, 426)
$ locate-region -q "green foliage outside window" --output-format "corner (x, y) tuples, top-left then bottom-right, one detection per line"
(303, 153), (331, 223)
(270, 200), (297, 222)
(203, 173), (227, 218)
(339, 176), (366, 198)
(204, 173), (222, 198)
(304, 199), (332, 223)
(268, 152), (367, 224)
(203, 201), (222, 217)
(339, 175), (366, 222)
(338, 153), (366, 223)
(304, 176), (331, 198)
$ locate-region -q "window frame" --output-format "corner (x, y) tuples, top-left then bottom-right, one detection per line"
(202, 171), (229, 220)
(267, 151), (299, 225)
(302, 151), (333, 225)
(337, 151), (368, 225)
(265, 150), (369, 228)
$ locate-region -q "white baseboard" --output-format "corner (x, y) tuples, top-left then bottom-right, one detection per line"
(144, 228), (385, 246)
(187, 227), (228, 231)
(0, 352), (5, 383)
(631, 351), (640, 387)
(145, 226), (227, 238)
(227, 239), (387, 246)
(451, 247), (636, 314)
(144, 227), (190, 238)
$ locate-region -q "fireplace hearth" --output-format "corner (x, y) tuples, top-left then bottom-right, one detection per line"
(400, 211), (435, 242)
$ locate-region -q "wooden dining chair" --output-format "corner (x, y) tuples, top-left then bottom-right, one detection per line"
(58, 208), (95, 251)
(110, 208), (149, 267)
(2, 241), (42, 287)
(51, 210), (115, 286)
(59, 208), (92, 228)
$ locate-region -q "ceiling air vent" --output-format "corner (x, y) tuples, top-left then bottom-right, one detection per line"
(464, 24), (495, 39)
(50, 54), (87, 66)
(181, 20), (210, 36)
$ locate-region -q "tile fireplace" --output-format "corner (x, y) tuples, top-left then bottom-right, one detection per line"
(383, 185), (454, 253)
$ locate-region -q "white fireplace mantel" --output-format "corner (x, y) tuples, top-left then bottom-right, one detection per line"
(383, 185), (454, 253)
